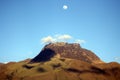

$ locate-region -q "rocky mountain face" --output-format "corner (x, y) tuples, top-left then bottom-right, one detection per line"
(31, 42), (102, 63)
(0, 42), (120, 80)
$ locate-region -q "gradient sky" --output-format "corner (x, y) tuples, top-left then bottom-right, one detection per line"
(0, 0), (120, 63)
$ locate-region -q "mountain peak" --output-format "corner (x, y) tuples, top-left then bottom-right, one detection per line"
(47, 42), (80, 47)
(31, 42), (102, 63)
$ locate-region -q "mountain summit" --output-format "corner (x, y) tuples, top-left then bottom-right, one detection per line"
(31, 42), (102, 63)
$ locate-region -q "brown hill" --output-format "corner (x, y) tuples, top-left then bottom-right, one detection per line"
(0, 57), (120, 80)
(31, 42), (103, 63)
(0, 42), (120, 80)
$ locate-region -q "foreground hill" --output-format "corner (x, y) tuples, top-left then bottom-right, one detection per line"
(0, 42), (120, 80)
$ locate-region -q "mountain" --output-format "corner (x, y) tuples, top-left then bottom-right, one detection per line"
(31, 42), (103, 63)
(0, 42), (120, 80)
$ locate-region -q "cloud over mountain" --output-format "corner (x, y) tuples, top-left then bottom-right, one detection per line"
(41, 36), (56, 44)
(41, 34), (86, 44)
(75, 39), (86, 44)
(56, 34), (72, 41)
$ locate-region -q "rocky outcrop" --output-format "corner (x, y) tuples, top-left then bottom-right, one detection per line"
(31, 42), (102, 63)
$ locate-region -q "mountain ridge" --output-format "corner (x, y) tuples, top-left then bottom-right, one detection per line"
(31, 42), (103, 63)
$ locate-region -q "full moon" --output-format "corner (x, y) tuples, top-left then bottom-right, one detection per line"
(63, 5), (68, 10)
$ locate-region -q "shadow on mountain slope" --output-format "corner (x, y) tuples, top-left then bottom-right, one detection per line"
(31, 48), (55, 62)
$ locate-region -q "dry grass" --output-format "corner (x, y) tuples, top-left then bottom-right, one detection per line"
(0, 58), (120, 80)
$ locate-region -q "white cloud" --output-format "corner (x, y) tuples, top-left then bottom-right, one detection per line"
(41, 36), (56, 44)
(75, 39), (86, 44)
(57, 34), (72, 41)
(41, 34), (86, 45)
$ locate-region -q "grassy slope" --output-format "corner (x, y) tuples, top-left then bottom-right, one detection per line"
(0, 57), (120, 80)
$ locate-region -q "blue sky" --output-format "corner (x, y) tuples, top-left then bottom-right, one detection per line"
(0, 0), (120, 63)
